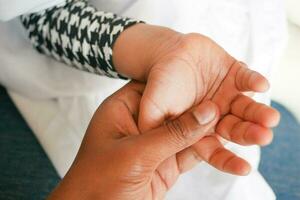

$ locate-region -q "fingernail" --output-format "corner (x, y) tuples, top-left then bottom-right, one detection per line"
(193, 102), (217, 125)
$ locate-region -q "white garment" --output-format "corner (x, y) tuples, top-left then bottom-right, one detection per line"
(0, 0), (286, 199)
(286, 0), (300, 26)
(0, 0), (65, 21)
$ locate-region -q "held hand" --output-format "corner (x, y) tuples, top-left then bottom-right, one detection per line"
(113, 24), (280, 175)
(138, 32), (279, 174)
(140, 33), (279, 132)
(49, 82), (249, 200)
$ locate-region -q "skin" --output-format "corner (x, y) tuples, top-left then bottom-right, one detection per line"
(113, 24), (280, 180)
(49, 81), (237, 200)
(49, 23), (280, 199)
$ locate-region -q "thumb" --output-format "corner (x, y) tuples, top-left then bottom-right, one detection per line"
(136, 101), (219, 164)
(138, 70), (196, 133)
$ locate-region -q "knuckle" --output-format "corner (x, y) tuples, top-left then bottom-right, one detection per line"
(166, 119), (190, 146)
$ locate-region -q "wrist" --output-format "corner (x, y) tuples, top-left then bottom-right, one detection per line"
(113, 23), (182, 81)
(47, 158), (100, 200)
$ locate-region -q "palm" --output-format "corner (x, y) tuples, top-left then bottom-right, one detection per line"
(91, 83), (191, 199)
(139, 34), (279, 175)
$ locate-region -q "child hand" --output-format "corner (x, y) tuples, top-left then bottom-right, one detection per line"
(137, 33), (280, 175)
(113, 24), (280, 175)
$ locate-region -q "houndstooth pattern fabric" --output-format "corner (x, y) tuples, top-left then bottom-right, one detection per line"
(20, 0), (142, 79)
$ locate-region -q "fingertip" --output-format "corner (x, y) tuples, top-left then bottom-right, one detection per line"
(246, 125), (273, 146)
(239, 162), (251, 176)
(261, 108), (281, 128)
(261, 131), (274, 146)
(270, 109), (281, 127)
(224, 157), (251, 176)
(249, 72), (270, 92)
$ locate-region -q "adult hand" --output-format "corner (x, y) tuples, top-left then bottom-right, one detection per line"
(48, 81), (247, 200)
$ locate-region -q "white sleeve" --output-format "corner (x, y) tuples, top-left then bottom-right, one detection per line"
(0, 0), (65, 21)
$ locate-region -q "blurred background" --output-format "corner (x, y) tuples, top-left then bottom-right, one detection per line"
(272, 0), (300, 119)
(259, 0), (300, 199)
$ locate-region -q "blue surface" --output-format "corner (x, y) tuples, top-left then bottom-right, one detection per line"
(0, 87), (60, 200)
(0, 85), (299, 199)
(260, 102), (300, 200)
